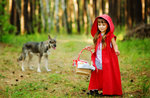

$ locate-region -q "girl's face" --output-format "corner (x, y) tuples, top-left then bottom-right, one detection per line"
(97, 19), (108, 33)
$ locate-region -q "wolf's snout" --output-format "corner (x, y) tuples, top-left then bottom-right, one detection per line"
(52, 44), (56, 50)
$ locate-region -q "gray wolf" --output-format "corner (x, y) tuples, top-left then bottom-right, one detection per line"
(17, 35), (56, 72)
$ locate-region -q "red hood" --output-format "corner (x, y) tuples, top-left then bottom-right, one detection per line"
(91, 14), (114, 37)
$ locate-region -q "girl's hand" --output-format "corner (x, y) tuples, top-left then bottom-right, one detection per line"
(85, 46), (92, 51)
(115, 49), (120, 56)
(111, 38), (120, 56)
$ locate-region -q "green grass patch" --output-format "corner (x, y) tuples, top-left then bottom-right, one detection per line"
(5, 81), (51, 98)
(0, 33), (149, 97)
(0, 74), (5, 78)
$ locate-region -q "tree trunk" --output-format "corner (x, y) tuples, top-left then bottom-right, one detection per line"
(38, 0), (42, 32)
(39, 0), (46, 32)
(50, 0), (55, 28)
(26, 0), (33, 34)
(109, 0), (117, 25)
(125, 0), (133, 29)
(45, 0), (51, 32)
(10, 0), (15, 25)
(93, 0), (97, 18)
(24, 0), (30, 34)
(86, 0), (92, 28)
(21, 0), (25, 35)
(14, 0), (21, 34)
(81, 0), (84, 27)
(70, 1), (75, 31)
(97, 0), (103, 15)
(102, 0), (105, 14)
(32, 0), (36, 30)
(120, 0), (125, 25)
(9, 0), (13, 15)
(63, 0), (71, 34)
(144, 0), (147, 24)
(73, 0), (77, 32)
(117, 0), (121, 25)
(105, 0), (109, 14)
(83, 0), (88, 35)
(61, 0), (66, 28)
(89, 0), (94, 22)
(77, 0), (80, 34)
(125, 0), (143, 29)
(16, 9), (20, 34)
(147, 0), (150, 24)
(133, 0), (142, 24)
(55, 0), (59, 33)
(30, 0), (34, 33)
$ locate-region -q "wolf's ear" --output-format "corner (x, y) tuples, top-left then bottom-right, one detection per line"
(48, 35), (52, 40)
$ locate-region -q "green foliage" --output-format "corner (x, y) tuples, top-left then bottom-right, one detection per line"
(118, 38), (150, 59)
(0, 1), (16, 41)
(0, 33), (52, 46)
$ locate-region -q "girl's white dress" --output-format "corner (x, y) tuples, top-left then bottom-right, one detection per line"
(95, 33), (103, 70)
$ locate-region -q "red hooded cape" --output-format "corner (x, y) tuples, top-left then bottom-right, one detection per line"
(88, 14), (122, 95)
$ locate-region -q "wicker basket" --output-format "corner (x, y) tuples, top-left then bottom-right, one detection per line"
(76, 67), (91, 75)
(73, 48), (94, 75)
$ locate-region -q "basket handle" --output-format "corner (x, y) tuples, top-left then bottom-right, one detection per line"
(77, 48), (93, 61)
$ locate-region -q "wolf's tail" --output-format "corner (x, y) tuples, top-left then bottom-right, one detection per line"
(17, 45), (27, 62)
(17, 53), (26, 62)
(17, 55), (22, 62)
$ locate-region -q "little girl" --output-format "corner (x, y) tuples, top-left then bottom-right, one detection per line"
(86, 14), (122, 96)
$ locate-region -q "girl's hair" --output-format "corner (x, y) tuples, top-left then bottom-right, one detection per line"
(93, 18), (110, 48)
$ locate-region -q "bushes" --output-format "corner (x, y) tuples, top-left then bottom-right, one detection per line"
(0, 0), (16, 41)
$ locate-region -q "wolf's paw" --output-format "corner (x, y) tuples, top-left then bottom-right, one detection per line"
(46, 69), (51, 72)
(37, 68), (41, 72)
(29, 66), (34, 70)
(22, 67), (25, 71)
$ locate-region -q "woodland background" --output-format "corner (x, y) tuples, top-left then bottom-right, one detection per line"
(0, 0), (150, 36)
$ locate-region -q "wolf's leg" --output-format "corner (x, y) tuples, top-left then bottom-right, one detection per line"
(21, 60), (25, 71)
(37, 54), (42, 72)
(21, 53), (26, 71)
(44, 54), (51, 72)
(28, 52), (34, 70)
(20, 46), (28, 71)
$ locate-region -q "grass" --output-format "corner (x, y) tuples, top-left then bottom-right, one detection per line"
(0, 33), (150, 97)
(117, 38), (150, 97)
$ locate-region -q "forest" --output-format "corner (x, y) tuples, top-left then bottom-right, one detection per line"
(0, 0), (150, 97)
(0, 0), (149, 36)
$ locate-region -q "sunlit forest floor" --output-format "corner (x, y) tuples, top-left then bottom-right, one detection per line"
(0, 34), (149, 98)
